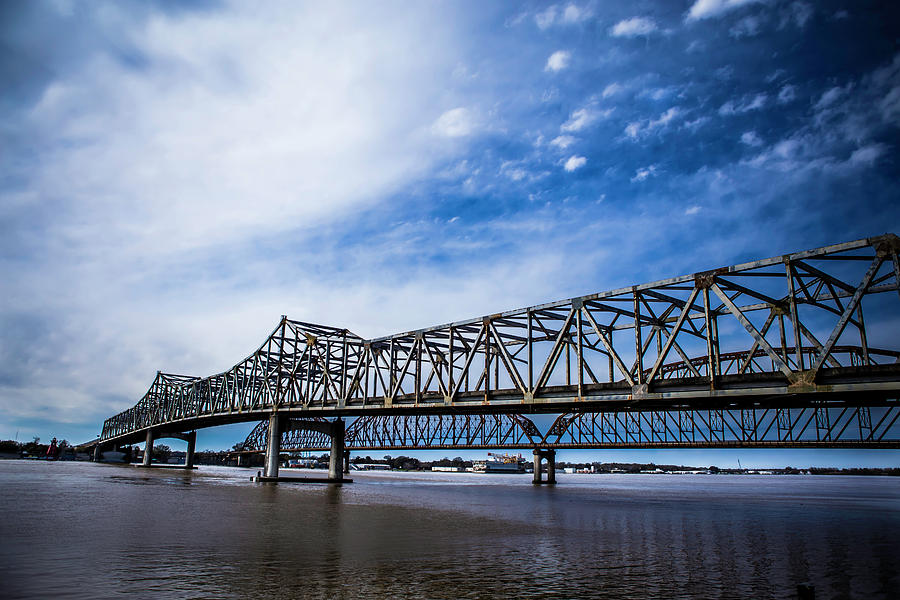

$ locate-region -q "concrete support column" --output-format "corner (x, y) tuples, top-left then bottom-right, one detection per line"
(236, 453), (245, 467)
(343, 450), (351, 474)
(92, 444), (101, 462)
(142, 430), (154, 467)
(185, 431), (196, 469)
(328, 418), (345, 482)
(264, 413), (283, 479)
(533, 449), (557, 484)
(533, 449), (543, 484)
(546, 449), (556, 485)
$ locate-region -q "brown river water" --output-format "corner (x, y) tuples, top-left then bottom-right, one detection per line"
(1, 460), (898, 599)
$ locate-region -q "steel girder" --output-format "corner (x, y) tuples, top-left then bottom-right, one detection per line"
(100, 234), (900, 443)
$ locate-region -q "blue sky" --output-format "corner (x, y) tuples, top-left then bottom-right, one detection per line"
(1, 0), (898, 468)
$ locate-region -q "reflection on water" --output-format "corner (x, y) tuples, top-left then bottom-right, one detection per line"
(1, 461), (898, 599)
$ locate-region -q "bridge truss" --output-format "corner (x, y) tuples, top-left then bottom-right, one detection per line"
(239, 403), (900, 453)
(100, 235), (900, 446)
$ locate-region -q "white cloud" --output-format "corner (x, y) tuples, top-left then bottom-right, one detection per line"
(550, 135), (576, 149)
(686, 0), (763, 21)
(545, 50), (572, 72)
(15, 3), (475, 267)
(741, 131), (763, 146)
(779, 2), (814, 29)
(766, 69), (786, 83)
(561, 3), (590, 24)
(433, 107), (475, 137)
(715, 65), (735, 80)
(683, 116), (710, 131)
(686, 40), (705, 53)
(631, 165), (658, 182)
(730, 15), (762, 38)
(602, 82), (623, 98)
(0, 3), (512, 435)
(563, 155), (587, 171)
(536, 4), (591, 28)
(881, 85), (900, 123)
(561, 106), (613, 132)
(610, 17), (658, 37)
(684, 205), (702, 215)
(653, 107), (680, 126)
(719, 93), (767, 115)
(774, 139), (800, 159)
(814, 85), (849, 110)
(639, 86), (679, 101)
(625, 107), (681, 139)
(535, 5), (558, 29)
(777, 84), (797, 104)
(849, 143), (887, 166)
(872, 54), (900, 123)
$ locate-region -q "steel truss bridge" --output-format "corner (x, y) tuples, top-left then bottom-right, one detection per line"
(92, 235), (900, 481)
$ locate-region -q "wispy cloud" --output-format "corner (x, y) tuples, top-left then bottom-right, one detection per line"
(433, 107), (477, 137)
(550, 135), (577, 149)
(561, 106), (613, 132)
(730, 15), (763, 38)
(631, 165), (658, 181)
(686, 0), (764, 22)
(602, 82), (624, 98)
(719, 93), (767, 114)
(535, 3), (593, 29)
(848, 143), (887, 166)
(740, 131), (763, 146)
(610, 17), (658, 37)
(777, 84), (797, 104)
(625, 107), (681, 139)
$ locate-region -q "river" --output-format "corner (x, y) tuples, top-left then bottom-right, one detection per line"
(1, 461), (898, 599)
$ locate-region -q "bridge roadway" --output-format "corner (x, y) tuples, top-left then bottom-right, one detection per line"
(86, 234), (900, 483)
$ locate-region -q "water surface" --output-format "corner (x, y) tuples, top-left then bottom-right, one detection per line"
(1, 461), (898, 599)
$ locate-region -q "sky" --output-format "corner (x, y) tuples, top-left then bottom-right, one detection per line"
(1, 0), (899, 468)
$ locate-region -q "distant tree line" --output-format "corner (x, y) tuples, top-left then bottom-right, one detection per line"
(0, 437), (72, 458)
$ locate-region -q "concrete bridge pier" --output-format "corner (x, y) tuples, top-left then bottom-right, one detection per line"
(343, 450), (351, 474)
(328, 418), (345, 481)
(185, 431), (196, 469)
(533, 448), (556, 485)
(142, 429), (154, 467)
(264, 413), (283, 479)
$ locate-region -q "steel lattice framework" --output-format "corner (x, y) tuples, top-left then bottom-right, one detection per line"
(100, 234), (900, 445)
(239, 414), (544, 452)
(239, 404), (900, 452)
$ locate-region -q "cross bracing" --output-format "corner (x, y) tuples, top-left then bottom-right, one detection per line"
(100, 234), (900, 445)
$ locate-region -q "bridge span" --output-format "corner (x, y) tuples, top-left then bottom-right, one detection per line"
(88, 234), (900, 482)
